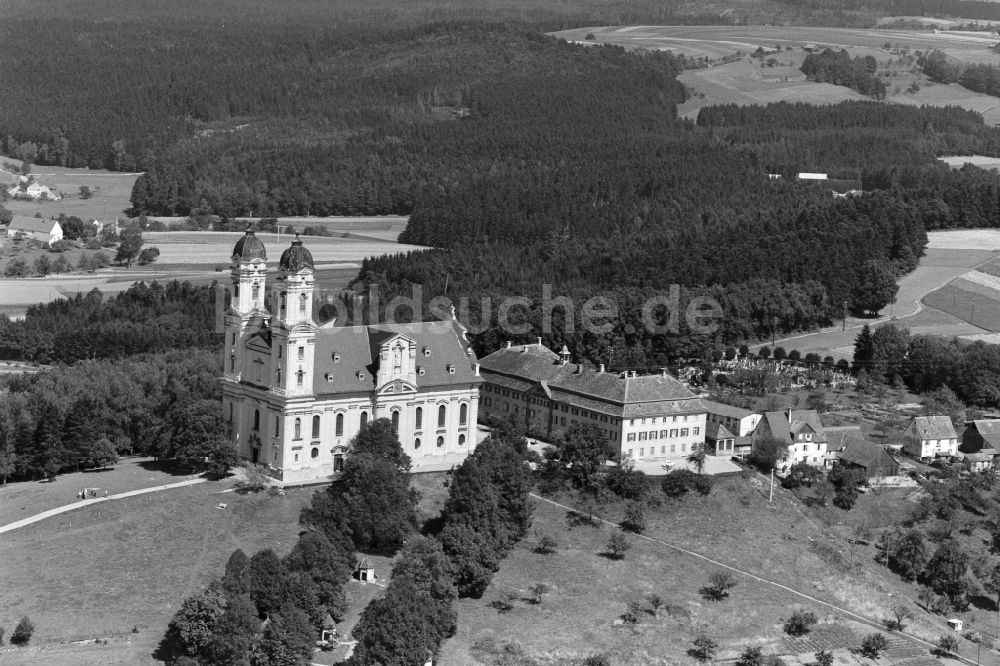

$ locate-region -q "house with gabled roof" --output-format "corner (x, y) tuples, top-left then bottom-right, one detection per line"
(962, 419), (1000, 454)
(6, 215), (63, 245)
(705, 422), (737, 457)
(477, 341), (706, 463)
(222, 229), (482, 484)
(838, 440), (899, 479)
(902, 415), (958, 460)
(750, 409), (829, 473)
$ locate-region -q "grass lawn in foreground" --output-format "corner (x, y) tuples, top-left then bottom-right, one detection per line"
(439, 475), (982, 665)
(0, 457), (204, 527)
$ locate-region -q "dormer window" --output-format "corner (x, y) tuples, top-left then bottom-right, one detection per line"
(423, 346), (431, 357)
(418, 366), (426, 376)
(332, 352), (341, 363)
(325, 372), (335, 382)
(447, 364), (455, 375)
(357, 371), (365, 381)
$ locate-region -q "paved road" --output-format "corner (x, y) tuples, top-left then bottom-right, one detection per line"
(0, 477), (207, 535)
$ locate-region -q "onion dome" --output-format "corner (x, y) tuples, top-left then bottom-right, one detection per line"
(232, 226), (267, 262)
(279, 233), (314, 272)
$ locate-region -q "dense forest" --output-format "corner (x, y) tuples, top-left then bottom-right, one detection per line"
(0, 281), (220, 364)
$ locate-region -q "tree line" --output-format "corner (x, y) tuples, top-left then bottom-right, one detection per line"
(801, 49), (885, 98)
(0, 349), (229, 483)
(0, 280), (219, 364)
(854, 322), (1000, 408)
(162, 419), (533, 665)
(919, 49), (1000, 100)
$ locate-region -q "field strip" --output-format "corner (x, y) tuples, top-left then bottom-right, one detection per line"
(960, 269), (1000, 293)
(530, 493), (975, 665)
(0, 477), (207, 534)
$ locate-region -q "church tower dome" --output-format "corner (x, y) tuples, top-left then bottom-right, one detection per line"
(232, 226), (267, 263)
(278, 233), (314, 272)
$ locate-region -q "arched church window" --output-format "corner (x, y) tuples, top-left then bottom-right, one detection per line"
(460, 403), (468, 426)
(312, 415), (320, 439)
(360, 411), (368, 429)
(296, 369), (305, 387)
(391, 410), (400, 431)
(415, 407), (423, 430)
(438, 405), (446, 428)
(253, 409), (260, 431)
(300, 293), (307, 313)
(335, 413), (344, 436)
(294, 418), (301, 439)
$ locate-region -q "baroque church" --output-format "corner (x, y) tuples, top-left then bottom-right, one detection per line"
(222, 228), (482, 484)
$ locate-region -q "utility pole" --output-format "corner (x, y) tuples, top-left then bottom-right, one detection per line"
(842, 300), (848, 331)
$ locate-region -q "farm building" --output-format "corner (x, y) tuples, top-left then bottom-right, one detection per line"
(902, 415), (958, 460)
(963, 450), (997, 473)
(825, 425), (864, 456)
(837, 440), (900, 479)
(797, 172), (828, 180)
(750, 409), (829, 473)
(961, 418), (1000, 453)
(478, 343), (707, 464)
(6, 215), (63, 246)
(221, 229), (482, 484)
(703, 400), (760, 437)
(6, 176), (60, 201)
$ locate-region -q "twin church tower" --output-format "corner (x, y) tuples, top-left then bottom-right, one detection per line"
(221, 228), (481, 483)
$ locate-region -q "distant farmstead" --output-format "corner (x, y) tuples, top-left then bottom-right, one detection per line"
(6, 216), (64, 246)
(6, 176), (61, 201)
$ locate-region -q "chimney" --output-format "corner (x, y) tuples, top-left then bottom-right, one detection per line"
(559, 345), (570, 366)
(598, 364), (605, 373)
(620, 371), (628, 379)
(506, 341), (512, 349)
(537, 337), (543, 346)
(631, 370), (637, 378)
(661, 367), (669, 378)
(474, 363), (480, 376)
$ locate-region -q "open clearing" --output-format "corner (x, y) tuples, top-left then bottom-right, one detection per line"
(1, 161), (140, 222)
(551, 26), (1000, 123)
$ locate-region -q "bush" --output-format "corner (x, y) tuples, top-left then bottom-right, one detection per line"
(815, 650), (834, 666)
(937, 634), (959, 656)
(689, 633), (718, 662)
(235, 463), (271, 492)
(10, 616), (34, 646)
(620, 502), (646, 534)
(859, 633), (889, 659)
(784, 609), (817, 636)
(534, 534), (558, 555)
(622, 599), (643, 624)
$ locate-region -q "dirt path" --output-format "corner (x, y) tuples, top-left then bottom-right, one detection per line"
(530, 493), (981, 666)
(0, 477), (208, 535)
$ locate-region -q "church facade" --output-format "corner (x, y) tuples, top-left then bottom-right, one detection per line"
(221, 228), (482, 484)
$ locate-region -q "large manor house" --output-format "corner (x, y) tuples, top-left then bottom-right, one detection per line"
(222, 229), (835, 482)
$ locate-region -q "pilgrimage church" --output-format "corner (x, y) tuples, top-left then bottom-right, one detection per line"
(221, 228), (482, 483)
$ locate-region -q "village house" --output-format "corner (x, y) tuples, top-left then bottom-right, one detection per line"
(961, 418), (1000, 453)
(963, 451), (996, 473)
(703, 399), (760, 458)
(750, 409), (829, 473)
(221, 229), (482, 484)
(824, 425), (865, 457)
(705, 422), (736, 457)
(902, 415), (958, 460)
(5, 215), (64, 246)
(6, 176), (60, 201)
(477, 342), (707, 464)
(837, 440), (900, 479)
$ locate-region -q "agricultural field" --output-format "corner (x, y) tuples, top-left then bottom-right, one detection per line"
(758, 230), (1000, 359)
(551, 26), (1000, 123)
(440, 478), (977, 666)
(0, 229), (426, 318)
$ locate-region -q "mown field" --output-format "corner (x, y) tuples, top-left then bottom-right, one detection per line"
(440, 478), (979, 666)
(552, 26), (1000, 124)
(0, 469), (452, 666)
(1, 161), (139, 222)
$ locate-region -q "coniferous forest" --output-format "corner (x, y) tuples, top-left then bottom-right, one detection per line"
(6, 0), (1000, 369)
